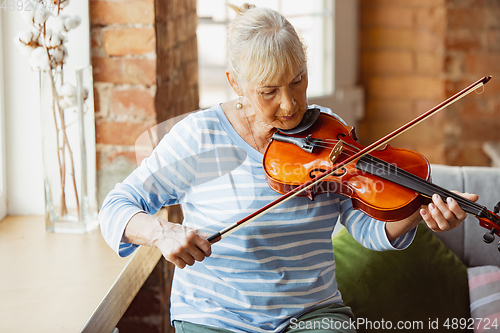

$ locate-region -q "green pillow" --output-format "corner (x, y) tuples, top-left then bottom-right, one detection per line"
(332, 224), (470, 332)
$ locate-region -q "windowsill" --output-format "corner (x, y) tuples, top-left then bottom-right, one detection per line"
(0, 215), (162, 333)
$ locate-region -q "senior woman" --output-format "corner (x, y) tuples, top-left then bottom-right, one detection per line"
(99, 4), (477, 333)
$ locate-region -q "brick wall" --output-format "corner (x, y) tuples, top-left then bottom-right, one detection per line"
(358, 0), (500, 166)
(90, 0), (198, 332)
(444, 0), (500, 165)
(91, 0), (157, 204)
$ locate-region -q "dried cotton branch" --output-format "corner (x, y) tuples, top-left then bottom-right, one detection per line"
(14, 0), (84, 218)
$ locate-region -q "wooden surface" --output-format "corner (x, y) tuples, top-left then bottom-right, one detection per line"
(0, 215), (162, 333)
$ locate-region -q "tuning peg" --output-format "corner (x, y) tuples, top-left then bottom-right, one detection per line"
(497, 242), (500, 252)
(484, 229), (496, 244)
(494, 202), (500, 214)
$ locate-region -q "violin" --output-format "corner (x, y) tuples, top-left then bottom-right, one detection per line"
(263, 109), (431, 222)
(263, 108), (500, 246)
(208, 76), (500, 249)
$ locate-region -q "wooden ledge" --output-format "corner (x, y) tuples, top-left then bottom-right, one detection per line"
(0, 215), (162, 333)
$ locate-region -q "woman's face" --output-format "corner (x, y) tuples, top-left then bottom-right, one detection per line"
(242, 68), (309, 130)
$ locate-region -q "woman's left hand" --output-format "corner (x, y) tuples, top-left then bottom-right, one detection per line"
(421, 191), (479, 232)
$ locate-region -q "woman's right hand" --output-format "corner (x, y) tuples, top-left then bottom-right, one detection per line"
(123, 212), (212, 269)
(151, 218), (212, 269)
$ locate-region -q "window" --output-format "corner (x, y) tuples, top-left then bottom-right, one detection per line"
(197, 0), (363, 126)
(0, 13), (7, 220)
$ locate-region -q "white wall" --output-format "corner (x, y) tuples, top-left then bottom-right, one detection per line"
(1, 1), (91, 215)
(0, 14), (7, 220)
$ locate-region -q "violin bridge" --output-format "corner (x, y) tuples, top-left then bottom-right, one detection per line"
(329, 141), (344, 164)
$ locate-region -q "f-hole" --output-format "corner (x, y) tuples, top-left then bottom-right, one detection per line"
(309, 168), (346, 179)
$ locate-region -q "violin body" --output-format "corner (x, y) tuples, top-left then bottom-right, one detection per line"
(263, 112), (432, 221)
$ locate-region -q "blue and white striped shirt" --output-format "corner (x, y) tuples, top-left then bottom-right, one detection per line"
(99, 104), (416, 333)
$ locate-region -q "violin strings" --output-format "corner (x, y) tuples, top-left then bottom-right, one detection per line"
(367, 152), (482, 215)
(361, 155), (483, 214)
(309, 138), (484, 216)
(358, 154), (482, 213)
(362, 154), (484, 215)
(362, 152), (483, 214)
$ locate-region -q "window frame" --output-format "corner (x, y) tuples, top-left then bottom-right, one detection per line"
(0, 12), (8, 220)
(308, 0), (364, 127)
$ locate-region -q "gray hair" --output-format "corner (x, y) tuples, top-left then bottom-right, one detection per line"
(227, 3), (307, 86)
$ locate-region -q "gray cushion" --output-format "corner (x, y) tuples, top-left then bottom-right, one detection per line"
(431, 164), (500, 267)
(462, 166), (500, 267)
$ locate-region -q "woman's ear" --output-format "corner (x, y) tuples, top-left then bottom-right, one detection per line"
(226, 70), (243, 96)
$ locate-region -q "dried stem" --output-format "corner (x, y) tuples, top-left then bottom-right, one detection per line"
(58, 87), (80, 215)
(48, 71), (67, 216)
(43, 29), (80, 219)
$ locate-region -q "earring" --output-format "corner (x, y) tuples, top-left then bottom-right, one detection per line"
(236, 97), (243, 110)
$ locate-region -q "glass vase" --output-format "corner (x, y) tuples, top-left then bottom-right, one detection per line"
(39, 66), (98, 233)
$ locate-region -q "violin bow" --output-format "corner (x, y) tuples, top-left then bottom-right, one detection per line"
(207, 75), (492, 243)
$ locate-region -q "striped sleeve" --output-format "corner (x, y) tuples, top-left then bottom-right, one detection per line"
(98, 114), (202, 257)
(338, 195), (416, 251)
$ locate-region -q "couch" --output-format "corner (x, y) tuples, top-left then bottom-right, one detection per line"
(331, 164), (500, 333)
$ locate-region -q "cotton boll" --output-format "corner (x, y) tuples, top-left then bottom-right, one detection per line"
(33, 4), (50, 25)
(29, 47), (50, 71)
(29, 46), (45, 62)
(14, 41), (35, 56)
(64, 16), (81, 30)
(47, 33), (64, 48)
(50, 47), (65, 63)
(58, 85), (89, 110)
(42, 30), (58, 48)
(53, 15), (81, 32)
(54, 45), (68, 64)
(16, 31), (34, 45)
(14, 34), (34, 56)
(52, 15), (68, 33)
(58, 83), (78, 108)
(59, 83), (76, 98)
(14, 30), (41, 56)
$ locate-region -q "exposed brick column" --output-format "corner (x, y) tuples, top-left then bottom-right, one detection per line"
(91, 0), (199, 205)
(91, 0), (157, 205)
(358, 0), (448, 164)
(155, 0), (199, 126)
(90, 0), (199, 332)
(443, 0), (500, 165)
